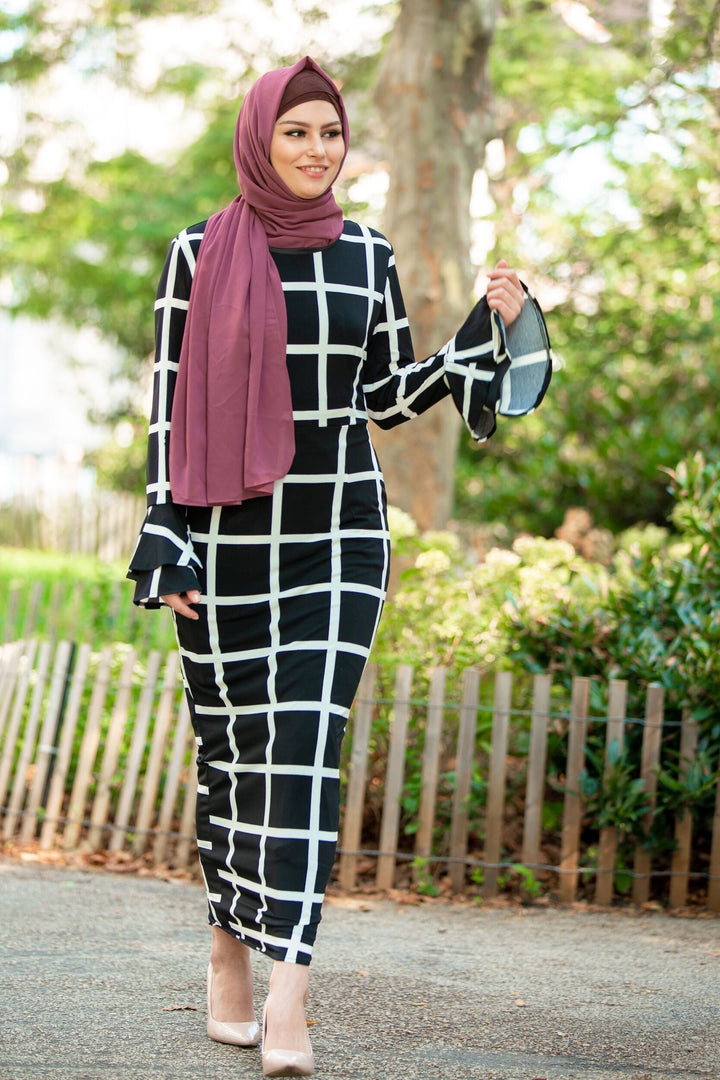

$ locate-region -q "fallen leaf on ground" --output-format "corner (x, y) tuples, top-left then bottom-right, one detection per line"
(161, 1005), (198, 1012)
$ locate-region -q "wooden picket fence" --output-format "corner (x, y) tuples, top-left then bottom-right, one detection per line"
(1, 637), (719, 909)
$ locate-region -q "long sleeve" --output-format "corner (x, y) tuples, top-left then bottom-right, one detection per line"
(127, 226), (204, 607)
(363, 248), (552, 442)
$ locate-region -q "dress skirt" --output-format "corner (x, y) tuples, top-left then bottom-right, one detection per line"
(174, 421), (389, 965)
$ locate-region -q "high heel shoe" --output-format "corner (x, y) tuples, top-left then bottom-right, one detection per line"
(261, 1000), (314, 1077)
(206, 962), (261, 1047)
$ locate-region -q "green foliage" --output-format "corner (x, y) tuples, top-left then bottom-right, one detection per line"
(87, 429), (149, 495)
(510, 863), (541, 902)
(505, 454), (720, 738)
(5, 0), (718, 522)
(375, 506), (607, 682)
(579, 740), (651, 840)
(504, 454), (720, 881)
(1, 117), (241, 360)
(456, 0), (720, 535)
(492, 0), (644, 136)
(379, 457), (720, 895)
(411, 856), (440, 897)
(0, 1), (218, 86)
(656, 740), (719, 817)
(0, 546), (176, 652)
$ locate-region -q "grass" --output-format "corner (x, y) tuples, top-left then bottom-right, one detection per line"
(0, 546), (176, 652)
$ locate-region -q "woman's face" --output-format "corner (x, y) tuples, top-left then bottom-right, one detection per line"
(270, 98), (344, 199)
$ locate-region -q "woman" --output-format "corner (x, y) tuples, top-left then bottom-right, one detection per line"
(128, 56), (551, 1078)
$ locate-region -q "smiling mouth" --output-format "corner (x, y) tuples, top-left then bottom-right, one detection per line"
(299, 166), (328, 175)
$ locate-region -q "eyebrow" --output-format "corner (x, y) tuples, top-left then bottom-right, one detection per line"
(276, 119), (342, 129)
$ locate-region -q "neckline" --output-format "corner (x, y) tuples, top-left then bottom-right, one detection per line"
(269, 245), (324, 255)
(269, 236), (341, 255)
(269, 225), (347, 256)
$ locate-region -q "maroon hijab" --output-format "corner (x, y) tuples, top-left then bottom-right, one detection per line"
(169, 56), (349, 506)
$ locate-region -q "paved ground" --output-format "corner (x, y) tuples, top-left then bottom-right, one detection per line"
(0, 857), (718, 1080)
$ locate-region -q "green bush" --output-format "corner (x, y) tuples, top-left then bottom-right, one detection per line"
(0, 547), (176, 653)
(505, 453), (720, 735)
(502, 453), (720, 885)
(375, 458), (720, 894)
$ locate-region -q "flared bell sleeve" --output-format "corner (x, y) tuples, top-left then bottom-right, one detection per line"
(127, 503), (202, 607)
(127, 225), (206, 607)
(443, 284), (553, 441)
(363, 247), (552, 440)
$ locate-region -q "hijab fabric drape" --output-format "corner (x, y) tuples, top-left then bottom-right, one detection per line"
(169, 56), (349, 506)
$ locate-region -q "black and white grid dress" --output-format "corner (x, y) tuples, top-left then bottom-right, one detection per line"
(128, 218), (551, 965)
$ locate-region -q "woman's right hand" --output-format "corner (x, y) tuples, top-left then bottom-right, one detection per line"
(161, 590), (201, 619)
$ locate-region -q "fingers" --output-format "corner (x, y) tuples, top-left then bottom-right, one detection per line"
(486, 259), (525, 327)
(161, 590), (201, 620)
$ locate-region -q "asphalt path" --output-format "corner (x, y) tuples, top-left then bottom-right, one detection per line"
(1, 857), (718, 1080)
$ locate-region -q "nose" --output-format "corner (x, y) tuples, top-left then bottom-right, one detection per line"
(306, 132), (326, 158)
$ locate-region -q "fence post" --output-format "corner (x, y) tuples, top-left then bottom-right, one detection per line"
(1, 588), (21, 643)
(20, 581), (44, 640)
(20, 640), (75, 843)
(40, 642), (92, 850)
(339, 663), (376, 891)
(521, 673), (551, 872)
(669, 708), (699, 909)
(3, 640), (53, 840)
(595, 679), (627, 905)
(85, 648), (137, 851)
(632, 683), (664, 905)
(708, 767), (720, 913)
(110, 649), (163, 853)
(46, 580), (67, 639)
(0, 641), (27, 742)
(0, 641), (38, 810)
(375, 664), (413, 891)
(483, 671), (512, 898)
(175, 735), (199, 870)
(448, 667), (480, 893)
(559, 676), (590, 903)
(413, 666), (446, 882)
(64, 646), (114, 849)
(0, 640), (25, 728)
(153, 695), (193, 864)
(133, 650), (181, 855)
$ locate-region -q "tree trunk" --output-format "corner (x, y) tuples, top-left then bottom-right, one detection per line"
(372, 0), (496, 530)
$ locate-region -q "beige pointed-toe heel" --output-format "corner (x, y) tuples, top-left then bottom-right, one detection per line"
(261, 1001), (314, 1077)
(206, 963), (260, 1047)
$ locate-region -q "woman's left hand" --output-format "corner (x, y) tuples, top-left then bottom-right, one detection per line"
(486, 259), (525, 327)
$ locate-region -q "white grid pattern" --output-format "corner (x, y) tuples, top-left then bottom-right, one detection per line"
(128, 217), (552, 965)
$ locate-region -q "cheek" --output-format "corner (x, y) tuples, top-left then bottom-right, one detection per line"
(269, 138), (290, 171)
(329, 142), (345, 170)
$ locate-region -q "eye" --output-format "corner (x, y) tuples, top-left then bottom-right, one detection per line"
(323, 129), (343, 139)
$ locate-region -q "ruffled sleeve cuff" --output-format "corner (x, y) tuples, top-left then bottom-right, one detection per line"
(444, 286), (553, 442)
(127, 504), (202, 608)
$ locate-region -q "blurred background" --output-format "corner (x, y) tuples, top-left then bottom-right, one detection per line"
(2, 0), (718, 549)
